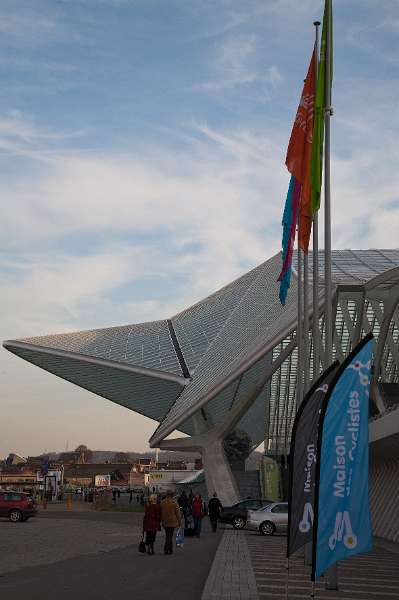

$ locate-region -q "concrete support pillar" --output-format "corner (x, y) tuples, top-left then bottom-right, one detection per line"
(159, 433), (240, 505)
(201, 438), (240, 506)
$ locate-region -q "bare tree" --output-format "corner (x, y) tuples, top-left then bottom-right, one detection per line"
(112, 452), (131, 463)
(75, 445), (93, 464)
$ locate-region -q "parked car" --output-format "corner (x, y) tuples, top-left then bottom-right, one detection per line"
(219, 499), (274, 529)
(0, 491), (37, 522)
(246, 501), (288, 535)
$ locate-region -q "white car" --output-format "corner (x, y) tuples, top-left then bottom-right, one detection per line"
(246, 502), (288, 536)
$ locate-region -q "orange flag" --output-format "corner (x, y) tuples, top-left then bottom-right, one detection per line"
(285, 50), (316, 252)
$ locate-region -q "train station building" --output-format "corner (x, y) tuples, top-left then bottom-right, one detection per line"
(4, 249), (399, 542)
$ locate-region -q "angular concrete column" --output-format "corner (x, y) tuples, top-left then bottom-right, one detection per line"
(201, 438), (240, 506)
(159, 434), (240, 505)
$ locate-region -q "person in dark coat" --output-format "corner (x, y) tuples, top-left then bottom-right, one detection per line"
(143, 494), (162, 554)
(208, 492), (223, 532)
(188, 489), (194, 509)
(178, 490), (189, 528)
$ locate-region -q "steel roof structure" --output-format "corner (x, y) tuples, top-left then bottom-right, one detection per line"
(3, 249), (399, 503)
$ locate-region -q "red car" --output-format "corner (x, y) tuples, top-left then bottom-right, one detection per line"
(0, 491), (37, 522)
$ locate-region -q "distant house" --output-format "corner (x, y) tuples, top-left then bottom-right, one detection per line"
(63, 463), (142, 487)
(0, 464), (36, 487)
(0, 460), (64, 492)
(5, 453), (27, 466)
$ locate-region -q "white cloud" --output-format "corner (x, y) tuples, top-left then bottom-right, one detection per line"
(0, 111), (87, 157)
(1, 98), (398, 345)
(0, 114), (288, 343)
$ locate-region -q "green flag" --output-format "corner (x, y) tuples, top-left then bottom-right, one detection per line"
(310, 0), (333, 214)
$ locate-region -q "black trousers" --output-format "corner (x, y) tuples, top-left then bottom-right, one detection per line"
(145, 531), (157, 545)
(210, 517), (218, 532)
(164, 526), (175, 553)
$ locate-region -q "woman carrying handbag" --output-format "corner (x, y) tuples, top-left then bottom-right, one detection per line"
(142, 494), (161, 554)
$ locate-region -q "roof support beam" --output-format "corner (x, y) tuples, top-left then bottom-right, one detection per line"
(370, 282), (399, 414)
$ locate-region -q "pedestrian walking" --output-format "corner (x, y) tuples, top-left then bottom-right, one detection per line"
(192, 493), (204, 538)
(188, 489), (194, 508)
(112, 488), (117, 502)
(142, 494), (161, 555)
(160, 490), (181, 554)
(178, 490), (189, 528)
(208, 492), (223, 532)
(129, 490), (133, 504)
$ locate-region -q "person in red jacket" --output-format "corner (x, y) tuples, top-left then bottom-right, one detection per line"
(143, 494), (161, 554)
(191, 493), (204, 538)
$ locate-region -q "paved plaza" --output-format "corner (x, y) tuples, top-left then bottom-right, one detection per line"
(1, 505), (399, 600)
(247, 532), (399, 599)
(203, 529), (399, 600)
(0, 505), (221, 600)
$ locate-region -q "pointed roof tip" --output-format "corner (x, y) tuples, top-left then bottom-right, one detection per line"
(6, 319), (184, 378)
(4, 339), (188, 386)
(4, 338), (189, 428)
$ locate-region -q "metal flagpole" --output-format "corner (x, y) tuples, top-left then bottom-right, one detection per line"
(304, 22), (322, 572)
(323, 0), (338, 591)
(312, 21), (321, 382)
(303, 249), (312, 560)
(324, 0), (333, 369)
(303, 254), (309, 394)
(297, 242), (304, 409)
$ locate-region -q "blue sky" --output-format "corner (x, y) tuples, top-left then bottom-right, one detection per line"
(1, 0), (398, 457)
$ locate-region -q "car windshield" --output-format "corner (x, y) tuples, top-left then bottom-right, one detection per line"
(257, 503), (273, 511)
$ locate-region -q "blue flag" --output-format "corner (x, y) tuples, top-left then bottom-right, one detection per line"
(278, 176), (300, 305)
(312, 333), (375, 580)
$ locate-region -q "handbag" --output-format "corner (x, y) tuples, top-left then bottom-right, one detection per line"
(139, 533), (146, 553)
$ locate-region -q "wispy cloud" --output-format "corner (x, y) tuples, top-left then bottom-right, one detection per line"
(0, 114), (286, 340)
(195, 34), (283, 96)
(1, 108), (398, 344)
(0, 111), (88, 158)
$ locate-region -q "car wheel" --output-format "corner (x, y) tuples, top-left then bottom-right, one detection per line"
(9, 509), (23, 523)
(260, 521), (275, 536)
(232, 516), (246, 529)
